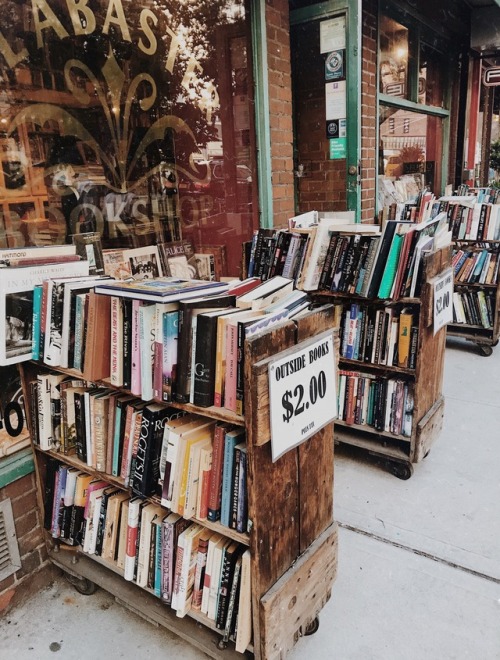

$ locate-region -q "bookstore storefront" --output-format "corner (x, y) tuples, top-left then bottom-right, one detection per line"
(0, 0), (259, 276)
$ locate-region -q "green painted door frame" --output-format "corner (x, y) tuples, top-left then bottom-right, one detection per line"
(251, 0), (361, 227)
(290, 0), (362, 221)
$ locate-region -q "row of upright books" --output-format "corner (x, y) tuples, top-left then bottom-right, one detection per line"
(452, 248), (500, 286)
(338, 370), (414, 437)
(46, 461), (251, 651)
(455, 184), (500, 205)
(30, 380), (249, 533)
(245, 211), (449, 301)
(452, 290), (495, 328)
(30, 273), (309, 414)
(440, 198), (500, 242)
(340, 303), (419, 370)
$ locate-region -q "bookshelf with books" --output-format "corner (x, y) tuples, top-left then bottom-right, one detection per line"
(20, 304), (338, 659)
(315, 240), (451, 480)
(443, 196), (500, 355)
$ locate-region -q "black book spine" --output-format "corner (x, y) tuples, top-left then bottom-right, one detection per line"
(193, 314), (218, 408)
(275, 232), (292, 276)
(43, 459), (59, 531)
(338, 236), (360, 293)
(267, 232), (284, 279)
(236, 448), (248, 534)
(229, 449), (241, 531)
(216, 547), (240, 630)
(331, 237), (350, 292)
(73, 392), (87, 463)
(324, 236), (343, 291)
(318, 233), (338, 291)
(175, 306), (191, 403)
(235, 321), (249, 417)
(122, 299), (133, 390)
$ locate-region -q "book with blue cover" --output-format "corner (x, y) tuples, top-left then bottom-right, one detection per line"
(94, 277), (228, 302)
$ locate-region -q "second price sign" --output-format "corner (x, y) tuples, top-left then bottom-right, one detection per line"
(268, 330), (337, 462)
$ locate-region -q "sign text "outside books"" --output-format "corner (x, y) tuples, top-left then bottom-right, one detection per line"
(269, 331), (337, 461)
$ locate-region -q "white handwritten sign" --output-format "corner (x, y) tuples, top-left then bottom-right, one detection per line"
(433, 268), (453, 334)
(268, 331), (337, 462)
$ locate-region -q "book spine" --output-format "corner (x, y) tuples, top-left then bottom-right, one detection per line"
(162, 310), (179, 403)
(207, 424), (226, 522)
(31, 285), (43, 361)
(131, 300), (142, 396)
(110, 296), (123, 387)
(193, 315), (216, 408)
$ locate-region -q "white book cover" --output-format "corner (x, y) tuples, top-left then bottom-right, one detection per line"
(124, 498), (141, 581)
(139, 303), (156, 401)
(0, 245), (76, 261)
(175, 524), (205, 618)
(200, 533), (224, 615)
(136, 503), (162, 588)
(235, 549), (252, 653)
(207, 538), (231, 621)
(160, 416), (201, 506)
(0, 260), (89, 366)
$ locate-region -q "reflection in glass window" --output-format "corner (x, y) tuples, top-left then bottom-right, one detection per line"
(0, 0), (258, 276)
(419, 42), (445, 108)
(379, 107), (443, 197)
(379, 15), (409, 99)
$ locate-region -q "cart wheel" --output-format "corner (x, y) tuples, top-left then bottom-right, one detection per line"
(479, 345), (493, 357)
(217, 639), (228, 650)
(492, 340), (499, 347)
(304, 617), (320, 636)
(390, 461), (413, 480)
(65, 573), (97, 595)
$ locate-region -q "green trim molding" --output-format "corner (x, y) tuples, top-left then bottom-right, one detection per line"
(0, 447), (35, 489)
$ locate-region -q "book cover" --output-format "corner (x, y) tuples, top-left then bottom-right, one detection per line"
(207, 423), (234, 522)
(195, 445), (213, 521)
(110, 296), (124, 387)
(220, 428), (245, 528)
(174, 523), (206, 617)
(175, 294), (236, 404)
(31, 285), (43, 361)
(130, 299), (142, 396)
(95, 486), (121, 556)
(152, 302), (179, 401)
(136, 503), (163, 588)
(71, 232), (105, 276)
(160, 414), (200, 507)
(193, 308), (235, 408)
(191, 528), (214, 610)
(131, 403), (180, 498)
(68, 472), (93, 546)
(124, 497), (142, 581)
(101, 491), (129, 561)
(82, 292), (111, 382)
(0, 260), (90, 366)
(200, 532), (224, 615)
(162, 309), (179, 403)
(216, 542), (242, 630)
(94, 277), (229, 303)
(161, 514), (191, 605)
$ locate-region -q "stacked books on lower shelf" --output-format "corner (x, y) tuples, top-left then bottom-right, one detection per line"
(45, 460), (251, 651)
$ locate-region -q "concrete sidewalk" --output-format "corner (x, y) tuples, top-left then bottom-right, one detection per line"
(1, 337), (499, 659)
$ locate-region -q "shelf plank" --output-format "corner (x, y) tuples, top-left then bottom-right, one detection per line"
(47, 548), (245, 659)
(339, 357), (415, 377)
(334, 427), (410, 460)
(335, 419), (411, 444)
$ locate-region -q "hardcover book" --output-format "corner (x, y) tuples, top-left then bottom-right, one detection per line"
(94, 277), (229, 303)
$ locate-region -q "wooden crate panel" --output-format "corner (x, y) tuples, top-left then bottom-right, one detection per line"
(298, 424), (334, 553)
(259, 523), (338, 660)
(413, 395), (445, 463)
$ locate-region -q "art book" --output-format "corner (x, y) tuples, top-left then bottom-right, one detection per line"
(94, 277), (229, 303)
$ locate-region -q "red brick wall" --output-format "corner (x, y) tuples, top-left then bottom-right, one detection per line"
(265, 0), (295, 228)
(0, 473), (50, 612)
(361, 0), (378, 222)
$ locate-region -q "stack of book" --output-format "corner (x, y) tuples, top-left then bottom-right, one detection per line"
(0, 245), (93, 367)
(45, 460), (251, 650)
(452, 248), (500, 286)
(452, 290), (495, 328)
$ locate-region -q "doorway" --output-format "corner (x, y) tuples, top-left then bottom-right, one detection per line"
(290, 2), (360, 219)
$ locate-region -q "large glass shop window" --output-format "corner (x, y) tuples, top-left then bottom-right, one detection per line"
(0, 0), (258, 275)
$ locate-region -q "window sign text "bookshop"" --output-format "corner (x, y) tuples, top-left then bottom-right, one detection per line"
(268, 331), (337, 462)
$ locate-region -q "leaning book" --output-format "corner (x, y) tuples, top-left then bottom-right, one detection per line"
(0, 260), (90, 366)
(94, 277), (229, 303)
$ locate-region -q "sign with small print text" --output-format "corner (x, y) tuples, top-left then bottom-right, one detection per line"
(433, 268), (453, 334)
(268, 331), (337, 462)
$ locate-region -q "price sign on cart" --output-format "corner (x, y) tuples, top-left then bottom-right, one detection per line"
(268, 331), (337, 462)
(433, 268), (453, 334)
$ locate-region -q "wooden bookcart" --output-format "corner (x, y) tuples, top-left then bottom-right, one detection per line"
(447, 241), (500, 356)
(20, 305), (338, 660)
(315, 246), (450, 480)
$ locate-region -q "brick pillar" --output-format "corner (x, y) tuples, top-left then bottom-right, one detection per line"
(265, 0), (295, 228)
(0, 472), (53, 613)
(361, 0), (378, 222)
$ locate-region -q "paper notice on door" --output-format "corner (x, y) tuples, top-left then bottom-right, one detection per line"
(320, 16), (346, 53)
(325, 81), (346, 120)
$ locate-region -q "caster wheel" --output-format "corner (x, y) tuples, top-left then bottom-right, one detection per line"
(217, 639), (228, 650)
(492, 340), (499, 347)
(390, 461), (413, 480)
(479, 345), (493, 357)
(304, 617), (320, 636)
(65, 574), (97, 595)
